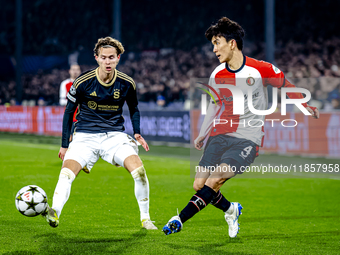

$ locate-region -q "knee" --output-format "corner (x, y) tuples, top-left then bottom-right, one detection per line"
(206, 177), (227, 191)
(213, 178), (227, 186)
(124, 155), (142, 171)
(59, 167), (76, 182)
(131, 166), (148, 185)
(193, 180), (205, 192)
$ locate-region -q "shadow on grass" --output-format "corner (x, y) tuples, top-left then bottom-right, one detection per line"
(244, 215), (340, 222)
(163, 239), (248, 255)
(4, 229), (148, 255)
(2, 252), (36, 255)
(242, 230), (340, 240)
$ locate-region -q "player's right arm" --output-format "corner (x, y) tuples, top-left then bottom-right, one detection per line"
(59, 82), (80, 160)
(195, 70), (221, 150)
(194, 100), (220, 150)
(59, 100), (77, 160)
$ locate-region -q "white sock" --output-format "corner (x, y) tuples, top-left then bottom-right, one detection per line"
(131, 166), (150, 221)
(226, 202), (234, 214)
(52, 168), (76, 217)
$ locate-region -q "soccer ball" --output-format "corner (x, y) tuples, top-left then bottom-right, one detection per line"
(15, 185), (48, 217)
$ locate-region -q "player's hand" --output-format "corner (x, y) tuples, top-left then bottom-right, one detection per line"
(58, 147), (68, 161)
(306, 105), (320, 119)
(194, 136), (206, 151)
(134, 134), (149, 152)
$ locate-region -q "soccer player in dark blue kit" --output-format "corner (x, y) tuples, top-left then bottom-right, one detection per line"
(42, 37), (157, 230)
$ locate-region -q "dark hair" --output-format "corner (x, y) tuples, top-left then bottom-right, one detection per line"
(205, 17), (245, 50)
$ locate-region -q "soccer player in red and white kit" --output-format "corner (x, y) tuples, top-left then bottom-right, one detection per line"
(163, 17), (319, 237)
(59, 64), (81, 106)
(59, 64), (81, 141)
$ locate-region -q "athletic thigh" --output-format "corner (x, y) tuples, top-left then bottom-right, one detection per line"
(100, 132), (139, 168)
(220, 137), (259, 174)
(64, 132), (100, 171)
(199, 135), (228, 167)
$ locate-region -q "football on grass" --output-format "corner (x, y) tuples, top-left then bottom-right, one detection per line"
(15, 185), (48, 217)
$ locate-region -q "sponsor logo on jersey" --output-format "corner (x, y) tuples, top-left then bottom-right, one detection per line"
(87, 101), (97, 110)
(90, 91), (97, 96)
(223, 95), (233, 102)
(114, 89), (120, 99)
(97, 105), (119, 111)
(272, 64), (281, 74)
(246, 77), (255, 86)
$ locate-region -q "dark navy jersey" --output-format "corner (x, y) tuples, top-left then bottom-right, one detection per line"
(62, 67), (140, 147)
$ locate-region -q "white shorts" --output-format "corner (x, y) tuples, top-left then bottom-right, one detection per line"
(64, 132), (139, 171)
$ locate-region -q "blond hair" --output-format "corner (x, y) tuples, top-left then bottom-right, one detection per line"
(93, 37), (125, 56)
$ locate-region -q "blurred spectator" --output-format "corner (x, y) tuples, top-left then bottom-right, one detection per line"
(2, 37), (340, 109)
(156, 95), (166, 109)
(10, 98), (16, 106)
(37, 97), (46, 106)
(59, 64), (81, 105)
(331, 97), (340, 110)
(323, 85), (340, 110)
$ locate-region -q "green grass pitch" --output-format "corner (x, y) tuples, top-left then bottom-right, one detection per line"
(0, 133), (339, 254)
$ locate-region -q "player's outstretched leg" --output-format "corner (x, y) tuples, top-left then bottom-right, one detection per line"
(131, 166), (158, 230)
(210, 190), (231, 211)
(41, 205), (59, 228)
(42, 167), (76, 227)
(224, 202), (243, 238)
(163, 185), (216, 235)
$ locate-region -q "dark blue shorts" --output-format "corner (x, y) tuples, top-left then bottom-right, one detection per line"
(199, 135), (259, 174)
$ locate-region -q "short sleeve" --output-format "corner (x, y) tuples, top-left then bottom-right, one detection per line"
(260, 61), (285, 87)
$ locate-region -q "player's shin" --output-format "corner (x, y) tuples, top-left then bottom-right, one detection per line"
(131, 166), (150, 220)
(211, 190), (231, 212)
(179, 185), (217, 223)
(51, 168), (76, 217)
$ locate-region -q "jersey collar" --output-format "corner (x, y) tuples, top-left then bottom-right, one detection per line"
(225, 55), (246, 73)
(95, 67), (117, 87)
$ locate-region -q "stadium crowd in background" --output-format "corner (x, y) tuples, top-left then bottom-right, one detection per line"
(1, 1), (340, 109)
(1, 37), (340, 110)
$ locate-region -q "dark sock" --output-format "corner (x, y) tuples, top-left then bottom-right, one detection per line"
(179, 185), (216, 223)
(211, 190), (231, 212)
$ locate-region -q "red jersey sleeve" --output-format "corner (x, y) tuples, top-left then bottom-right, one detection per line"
(247, 57), (309, 107)
(259, 61), (285, 87)
(245, 57), (285, 87)
(282, 78), (307, 106)
(257, 59), (307, 106)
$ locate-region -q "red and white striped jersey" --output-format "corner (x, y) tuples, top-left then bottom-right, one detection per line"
(59, 78), (74, 106)
(207, 56), (285, 146)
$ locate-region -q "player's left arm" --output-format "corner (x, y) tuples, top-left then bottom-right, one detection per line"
(126, 82), (149, 152)
(281, 79), (319, 119)
(263, 62), (319, 119)
(195, 100), (220, 150)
